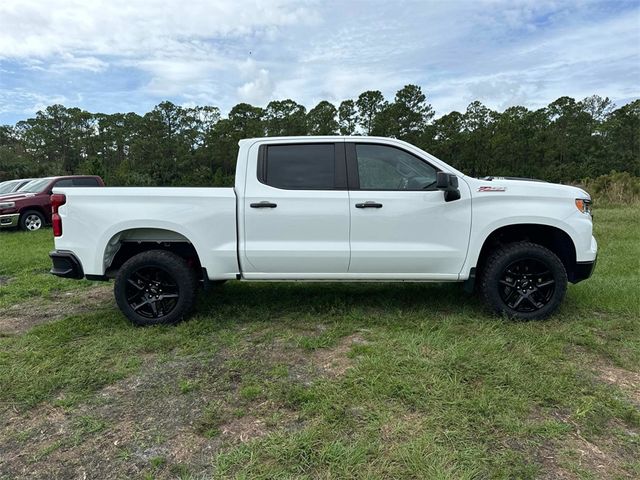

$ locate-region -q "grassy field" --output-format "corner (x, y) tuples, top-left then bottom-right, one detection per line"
(0, 207), (638, 479)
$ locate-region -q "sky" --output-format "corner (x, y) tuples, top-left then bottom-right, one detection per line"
(0, 0), (638, 124)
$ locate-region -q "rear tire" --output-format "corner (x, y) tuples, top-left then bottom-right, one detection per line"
(20, 210), (45, 231)
(480, 241), (567, 320)
(114, 250), (197, 326)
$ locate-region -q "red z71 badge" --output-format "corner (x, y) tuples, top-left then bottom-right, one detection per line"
(478, 186), (507, 192)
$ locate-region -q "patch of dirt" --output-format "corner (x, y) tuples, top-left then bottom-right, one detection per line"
(0, 285), (112, 335)
(568, 346), (640, 406)
(529, 408), (638, 479)
(536, 435), (628, 480)
(0, 354), (231, 479)
(163, 430), (218, 465)
(541, 432), (636, 480)
(0, 319), (370, 479)
(311, 333), (369, 377)
(221, 415), (267, 443)
(0, 326), (360, 479)
(379, 412), (424, 444)
(0, 275), (12, 286)
(593, 361), (640, 404)
(535, 442), (578, 480)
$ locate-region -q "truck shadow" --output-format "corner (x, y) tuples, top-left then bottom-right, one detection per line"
(197, 281), (484, 323)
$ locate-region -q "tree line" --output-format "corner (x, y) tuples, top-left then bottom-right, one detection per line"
(0, 85), (638, 186)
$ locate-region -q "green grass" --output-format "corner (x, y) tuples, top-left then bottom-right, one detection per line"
(0, 208), (638, 478)
(0, 228), (96, 308)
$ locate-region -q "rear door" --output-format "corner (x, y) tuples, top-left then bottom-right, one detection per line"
(347, 142), (471, 278)
(242, 141), (351, 276)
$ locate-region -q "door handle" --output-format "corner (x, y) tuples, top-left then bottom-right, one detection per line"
(355, 201), (383, 209)
(250, 201), (277, 208)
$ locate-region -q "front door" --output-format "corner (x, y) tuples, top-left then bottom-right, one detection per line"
(347, 142), (471, 278)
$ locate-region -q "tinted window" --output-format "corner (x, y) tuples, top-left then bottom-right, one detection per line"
(356, 144), (437, 190)
(73, 178), (100, 186)
(264, 144), (335, 189)
(54, 179), (74, 188)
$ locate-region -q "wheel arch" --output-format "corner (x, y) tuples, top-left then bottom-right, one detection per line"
(474, 223), (580, 283)
(19, 206), (47, 222)
(102, 227), (205, 279)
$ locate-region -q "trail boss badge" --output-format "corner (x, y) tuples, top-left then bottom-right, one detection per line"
(478, 186), (507, 192)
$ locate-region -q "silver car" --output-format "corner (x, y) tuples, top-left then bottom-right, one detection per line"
(0, 178), (34, 196)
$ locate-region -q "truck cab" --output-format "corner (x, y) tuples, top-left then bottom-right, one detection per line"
(236, 137), (471, 280)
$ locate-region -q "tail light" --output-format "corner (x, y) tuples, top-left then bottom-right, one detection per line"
(51, 193), (66, 237)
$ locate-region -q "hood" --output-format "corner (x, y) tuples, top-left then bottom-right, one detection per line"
(467, 176), (590, 200)
(480, 176), (547, 183)
(0, 192), (38, 201)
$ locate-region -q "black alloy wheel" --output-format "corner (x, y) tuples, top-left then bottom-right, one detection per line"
(480, 241), (567, 320)
(498, 258), (556, 312)
(124, 266), (180, 319)
(114, 250), (197, 326)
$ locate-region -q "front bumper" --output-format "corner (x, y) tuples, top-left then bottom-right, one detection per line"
(570, 257), (597, 284)
(0, 213), (19, 228)
(49, 250), (84, 279)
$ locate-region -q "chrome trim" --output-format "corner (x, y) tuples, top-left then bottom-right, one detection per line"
(0, 213), (19, 228)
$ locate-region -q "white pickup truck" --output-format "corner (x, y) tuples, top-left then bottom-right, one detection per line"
(49, 136), (597, 325)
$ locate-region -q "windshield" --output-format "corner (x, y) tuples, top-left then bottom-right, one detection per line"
(17, 178), (52, 193)
(0, 180), (20, 194)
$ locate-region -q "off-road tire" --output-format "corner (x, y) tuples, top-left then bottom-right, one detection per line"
(114, 250), (198, 326)
(480, 241), (567, 320)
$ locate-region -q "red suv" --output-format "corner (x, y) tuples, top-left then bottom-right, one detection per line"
(0, 176), (104, 231)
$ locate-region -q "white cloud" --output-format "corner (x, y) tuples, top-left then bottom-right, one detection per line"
(0, 0), (319, 106)
(423, 10), (640, 113)
(0, 0), (318, 58)
(0, 90), (70, 116)
(237, 68), (274, 105)
(52, 53), (108, 73)
(0, 0), (638, 122)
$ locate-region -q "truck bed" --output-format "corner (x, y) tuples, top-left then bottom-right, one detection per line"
(53, 187), (239, 279)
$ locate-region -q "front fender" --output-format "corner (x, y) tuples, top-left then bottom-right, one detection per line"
(461, 215), (581, 278)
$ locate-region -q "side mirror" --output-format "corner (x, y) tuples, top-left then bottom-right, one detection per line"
(436, 172), (461, 202)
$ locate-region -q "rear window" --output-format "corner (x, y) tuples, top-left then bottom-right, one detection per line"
(54, 179), (74, 188)
(73, 177), (100, 186)
(261, 144), (336, 190)
(52, 178), (100, 188)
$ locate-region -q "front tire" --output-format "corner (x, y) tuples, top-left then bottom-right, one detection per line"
(20, 210), (45, 231)
(114, 250), (197, 326)
(480, 242), (567, 320)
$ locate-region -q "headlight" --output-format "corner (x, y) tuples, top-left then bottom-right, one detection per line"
(0, 201), (15, 209)
(575, 198), (592, 215)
